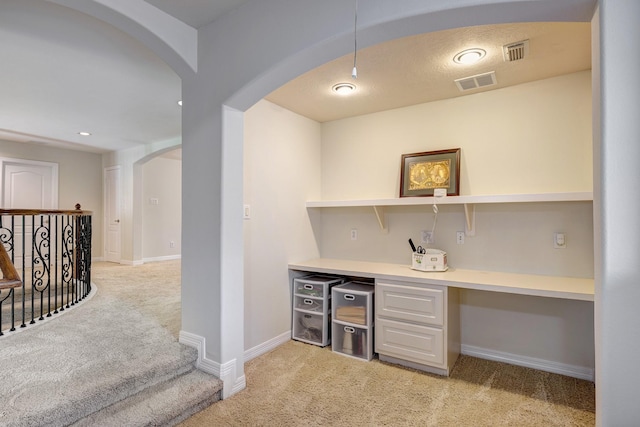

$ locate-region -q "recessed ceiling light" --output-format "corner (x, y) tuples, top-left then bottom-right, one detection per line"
(177, 100), (183, 106)
(453, 48), (486, 65)
(78, 132), (91, 136)
(332, 83), (356, 95)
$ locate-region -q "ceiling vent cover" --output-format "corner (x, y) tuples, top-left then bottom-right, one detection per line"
(455, 71), (497, 92)
(503, 40), (529, 62)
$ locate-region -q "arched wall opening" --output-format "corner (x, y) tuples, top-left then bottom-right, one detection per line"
(133, 147), (182, 263)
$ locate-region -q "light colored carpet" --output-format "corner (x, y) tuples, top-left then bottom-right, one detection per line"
(181, 339), (595, 426)
(0, 260), (221, 426)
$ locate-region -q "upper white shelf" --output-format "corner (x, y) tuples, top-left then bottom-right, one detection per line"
(305, 191), (593, 208)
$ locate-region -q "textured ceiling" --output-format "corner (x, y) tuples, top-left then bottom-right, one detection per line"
(266, 22), (591, 122)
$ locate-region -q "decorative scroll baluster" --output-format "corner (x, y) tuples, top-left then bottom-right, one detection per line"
(0, 207), (92, 336)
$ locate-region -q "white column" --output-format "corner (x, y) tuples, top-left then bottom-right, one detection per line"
(596, 0), (640, 424)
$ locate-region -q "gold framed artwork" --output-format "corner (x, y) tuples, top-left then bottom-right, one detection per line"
(399, 148), (461, 197)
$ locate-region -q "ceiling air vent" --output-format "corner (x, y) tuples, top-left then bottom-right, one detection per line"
(503, 40), (529, 62)
(454, 71), (497, 92)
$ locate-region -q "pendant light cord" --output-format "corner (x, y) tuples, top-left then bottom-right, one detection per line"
(352, 0), (358, 78)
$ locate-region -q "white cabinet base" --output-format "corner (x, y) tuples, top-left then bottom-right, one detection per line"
(379, 354), (452, 377)
(376, 280), (460, 376)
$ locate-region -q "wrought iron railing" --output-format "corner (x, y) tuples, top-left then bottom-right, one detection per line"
(0, 205), (92, 336)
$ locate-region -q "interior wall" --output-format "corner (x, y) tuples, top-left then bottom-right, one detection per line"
(141, 155), (181, 261)
(321, 71), (592, 199)
(102, 139), (181, 263)
(317, 71), (595, 373)
(243, 99), (321, 351)
(0, 139), (103, 259)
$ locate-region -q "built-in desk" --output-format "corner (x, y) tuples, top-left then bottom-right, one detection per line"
(288, 258), (595, 377)
(288, 258), (594, 301)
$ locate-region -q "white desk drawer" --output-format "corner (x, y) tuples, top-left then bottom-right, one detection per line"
(376, 281), (444, 326)
(375, 317), (444, 366)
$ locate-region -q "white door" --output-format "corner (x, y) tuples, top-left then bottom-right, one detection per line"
(0, 158), (59, 266)
(104, 166), (122, 263)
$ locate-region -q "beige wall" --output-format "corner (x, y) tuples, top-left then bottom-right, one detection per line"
(315, 71), (594, 375)
(142, 155), (181, 261)
(0, 139), (103, 259)
(243, 100), (321, 351)
(321, 71), (592, 199)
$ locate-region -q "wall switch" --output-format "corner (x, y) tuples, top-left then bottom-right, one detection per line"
(350, 229), (358, 240)
(169, 241), (175, 248)
(554, 232), (566, 249)
(243, 204), (251, 219)
(149, 197), (159, 205)
(456, 231), (465, 244)
(421, 230), (434, 244)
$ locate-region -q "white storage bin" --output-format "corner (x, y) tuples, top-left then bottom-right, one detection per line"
(293, 311), (330, 345)
(293, 275), (343, 298)
(332, 321), (373, 361)
(292, 275), (344, 347)
(332, 282), (374, 325)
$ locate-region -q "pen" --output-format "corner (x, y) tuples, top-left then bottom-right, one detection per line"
(408, 238), (417, 252)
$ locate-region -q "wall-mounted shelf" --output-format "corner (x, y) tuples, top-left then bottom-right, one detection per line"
(306, 192), (593, 234)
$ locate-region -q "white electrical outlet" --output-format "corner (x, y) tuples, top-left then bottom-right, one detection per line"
(350, 229), (358, 240)
(169, 241), (175, 248)
(422, 230), (434, 244)
(456, 231), (465, 244)
(554, 232), (566, 249)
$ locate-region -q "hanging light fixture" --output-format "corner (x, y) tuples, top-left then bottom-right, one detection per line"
(351, 0), (358, 78)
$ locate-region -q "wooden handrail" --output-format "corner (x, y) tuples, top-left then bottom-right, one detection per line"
(0, 241), (22, 290)
(0, 209), (92, 216)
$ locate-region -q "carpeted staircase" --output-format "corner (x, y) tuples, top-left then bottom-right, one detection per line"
(0, 277), (223, 426)
(71, 355), (223, 426)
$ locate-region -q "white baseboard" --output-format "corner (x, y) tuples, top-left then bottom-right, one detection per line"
(461, 344), (594, 381)
(244, 331), (291, 362)
(179, 330), (246, 399)
(142, 254), (181, 263)
(118, 259), (144, 266)
(116, 256), (180, 266)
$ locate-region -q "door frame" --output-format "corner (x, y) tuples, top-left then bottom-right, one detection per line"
(103, 166), (122, 263)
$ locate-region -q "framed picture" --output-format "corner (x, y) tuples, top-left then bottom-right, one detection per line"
(399, 148), (460, 197)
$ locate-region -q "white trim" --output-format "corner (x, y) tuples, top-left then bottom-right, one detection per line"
(118, 259), (144, 266)
(142, 254), (181, 263)
(461, 344), (594, 381)
(244, 331), (291, 362)
(179, 330), (246, 399)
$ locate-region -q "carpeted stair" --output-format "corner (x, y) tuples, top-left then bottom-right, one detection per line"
(0, 285), (223, 426)
(72, 367), (223, 427)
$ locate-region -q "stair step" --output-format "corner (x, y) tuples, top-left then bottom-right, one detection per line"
(72, 369), (223, 426)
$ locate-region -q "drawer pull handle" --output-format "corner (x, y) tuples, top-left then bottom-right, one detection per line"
(303, 284), (314, 290)
(303, 299), (313, 305)
(344, 326), (355, 334)
(344, 294), (355, 301)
